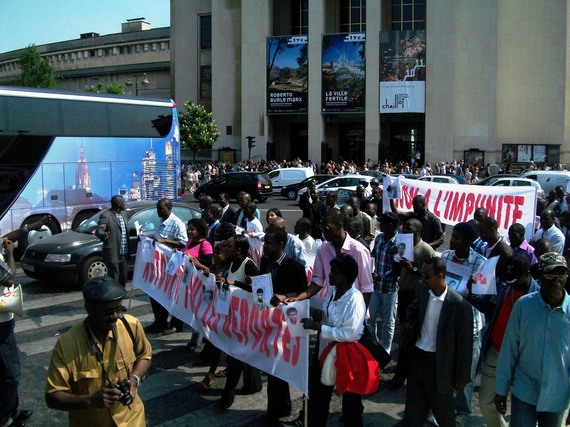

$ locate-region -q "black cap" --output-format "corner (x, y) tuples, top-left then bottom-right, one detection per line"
(380, 211), (400, 226)
(82, 276), (127, 303)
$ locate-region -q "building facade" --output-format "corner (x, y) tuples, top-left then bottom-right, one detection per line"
(0, 19), (171, 99)
(171, 0), (570, 167)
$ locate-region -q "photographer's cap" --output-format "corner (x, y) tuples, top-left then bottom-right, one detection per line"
(538, 252), (569, 273)
(82, 276), (127, 303)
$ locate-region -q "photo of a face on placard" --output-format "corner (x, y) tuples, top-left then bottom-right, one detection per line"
(281, 300), (310, 337)
(251, 273), (273, 311)
(394, 233), (414, 262)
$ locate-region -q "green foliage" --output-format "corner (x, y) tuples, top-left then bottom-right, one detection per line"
(17, 45), (58, 88)
(179, 99), (220, 154)
(85, 82), (125, 95)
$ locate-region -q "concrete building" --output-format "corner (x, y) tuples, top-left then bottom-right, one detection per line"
(0, 18), (171, 99)
(171, 0), (569, 167)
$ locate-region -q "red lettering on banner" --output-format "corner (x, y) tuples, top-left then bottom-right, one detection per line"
(448, 191), (467, 222)
(282, 327), (292, 362)
(142, 262), (155, 282)
(291, 336), (300, 366)
(512, 196), (524, 224)
(270, 308), (284, 358)
(238, 299), (250, 346)
(209, 312), (221, 334)
(230, 296), (244, 343)
(464, 193), (476, 222)
(259, 309), (273, 357)
(222, 307), (232, 337)
(183, 284), (190, 309)
(249, 307), (265, 355)
(433, 190), (443, 218)
(423, 189), (432, 209)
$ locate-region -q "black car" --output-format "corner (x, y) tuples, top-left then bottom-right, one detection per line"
(279, 174), (332, 200)
(194, 172), (272, 202)
(20, 201), (201, 286)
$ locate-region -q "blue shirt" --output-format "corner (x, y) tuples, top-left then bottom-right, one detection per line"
(496, 291), (570, 412)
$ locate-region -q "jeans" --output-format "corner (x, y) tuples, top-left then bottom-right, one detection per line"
(479, 346), (507, 427)
(510, 394), (564, 427)
(367, 290), (398, 353)
(0, 319), (19, 425)
(455, 331), (481, 417)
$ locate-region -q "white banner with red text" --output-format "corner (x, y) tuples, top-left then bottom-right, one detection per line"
(383, 178), (537, 239)
(133, 242), (309, 394)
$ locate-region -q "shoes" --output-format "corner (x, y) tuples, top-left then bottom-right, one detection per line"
(385, 377), (404, 390)
(144, 323), (167, 334)
(236, 386), (262, 395)
(214, 398), (233, 410)
(195, 374), (215, 391)
(281, 414), (304, 427)
(8, 410), (32, 427)
(161, 326), (178, 336)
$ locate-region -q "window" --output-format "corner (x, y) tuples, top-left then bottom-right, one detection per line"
(152, 43), (158, 51)
(200, 66), (212, 100)
(340, 0), (366, 33)
(160, 41), (167, 50)
(200, 15), (212, 49)
(136, 45), (141, 53)
(391, 0), (425, 30)
(143, 44), (149, 52)
(291, 0), (309, 35)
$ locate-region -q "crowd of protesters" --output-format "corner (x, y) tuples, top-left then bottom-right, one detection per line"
(39, 154), (570, 426)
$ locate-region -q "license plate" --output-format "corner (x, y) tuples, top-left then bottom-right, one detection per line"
(21, 263), (34, 272)
(265, 185), (271, 189)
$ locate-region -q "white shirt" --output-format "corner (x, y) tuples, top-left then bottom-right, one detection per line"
(319, 286), (366, 356)
(533, 224), (565, 254)
(416, 286), (448, 352)
(298, 234), (315, 254)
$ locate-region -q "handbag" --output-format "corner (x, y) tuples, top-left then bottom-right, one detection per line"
(397, 316), (420, 376)
(358, 323), (391, 370)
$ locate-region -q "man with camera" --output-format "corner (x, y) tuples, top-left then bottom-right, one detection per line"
(45, 277), (152, 426)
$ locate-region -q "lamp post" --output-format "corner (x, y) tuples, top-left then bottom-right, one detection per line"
(125, 73), (150, 96)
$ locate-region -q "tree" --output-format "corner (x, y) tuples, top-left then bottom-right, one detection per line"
(17, 45), (58, 88)
(179, 99), (220, 160)
(85, 82), (125, 95)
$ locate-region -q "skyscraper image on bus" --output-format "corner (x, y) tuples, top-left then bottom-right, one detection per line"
(0, 86), (181, 252)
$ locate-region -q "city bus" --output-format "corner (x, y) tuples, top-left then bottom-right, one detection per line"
(0, 86), (181, 253)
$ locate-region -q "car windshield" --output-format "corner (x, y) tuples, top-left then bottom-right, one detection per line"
(76, 212), (103, 234)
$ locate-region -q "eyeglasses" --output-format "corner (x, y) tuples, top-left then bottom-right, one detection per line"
(100, 305), (127, 316)
(542, 272), (568, 281)
(319, 222), (337, 232)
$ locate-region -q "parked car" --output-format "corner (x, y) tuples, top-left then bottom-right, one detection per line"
(418, 175), (460, 184)
(279, 174), (332, 200)
(483, 177), (544, 197)
(519, 170), (570, 194)
(20, 202), (201, 286)
(267, 167), (314, 194)
(194, 172), (272, 202)
(298, 175), (374, 201)
(474, 174), (519, 186)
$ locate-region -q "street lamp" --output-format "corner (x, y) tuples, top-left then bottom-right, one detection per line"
(125, 73), (150, 96)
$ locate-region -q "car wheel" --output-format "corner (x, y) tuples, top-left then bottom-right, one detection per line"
(81, 256), (108, 285)
(257, 196), (268, 203)
(17, 216), (60, 258)
(286, 190), (298, 200)
(71, 210), (98, 231)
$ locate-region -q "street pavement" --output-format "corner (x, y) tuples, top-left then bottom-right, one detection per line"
(13, 194), (493, 426)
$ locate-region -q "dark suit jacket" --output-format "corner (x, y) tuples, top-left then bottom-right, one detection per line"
(96, 209), (131, 264)
(220, 205), (236, 224)
(259, 255), (308, 296)
(406, 283), (473, 395)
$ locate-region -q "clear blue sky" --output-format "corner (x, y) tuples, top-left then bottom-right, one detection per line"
(0, 0), (170, 53)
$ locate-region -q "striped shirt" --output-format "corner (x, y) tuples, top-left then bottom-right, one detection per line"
(371, 232), (399, 293)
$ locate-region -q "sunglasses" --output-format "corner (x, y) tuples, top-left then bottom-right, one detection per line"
(542, 272), (568, 281)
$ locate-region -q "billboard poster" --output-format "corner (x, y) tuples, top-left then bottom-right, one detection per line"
(267, 35), (308, 114)
(380, 30), (426, 113)
(322, 33), (366, 113)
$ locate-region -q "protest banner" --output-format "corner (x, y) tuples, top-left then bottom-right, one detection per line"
(133, 242), (309, 395)
(383, 178), (537, 239)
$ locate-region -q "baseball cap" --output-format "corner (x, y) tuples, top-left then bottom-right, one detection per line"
(538, 252), (569, 273)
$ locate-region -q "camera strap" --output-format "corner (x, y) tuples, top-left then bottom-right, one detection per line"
(84, 321), (115, 385)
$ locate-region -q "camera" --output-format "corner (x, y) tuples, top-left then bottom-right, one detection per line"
(112, 381), (133, 407)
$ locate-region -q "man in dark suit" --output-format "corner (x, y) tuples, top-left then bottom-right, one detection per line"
(402, 257), (473, 427)
(259, 226), (308, 426)
(218, 192), (236, 223)
(96, 195), (130, 286)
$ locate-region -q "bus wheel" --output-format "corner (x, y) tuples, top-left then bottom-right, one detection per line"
(72, 211), (97, 231)
(81, 256), (108, 285)
(17, 216), (59, 257)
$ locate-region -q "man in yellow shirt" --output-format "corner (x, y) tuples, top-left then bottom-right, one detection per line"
(45, 277), (152, 426)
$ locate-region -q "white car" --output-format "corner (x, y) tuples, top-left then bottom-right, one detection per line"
(487, 177), (544, 198)
(418, 175), (459, 184)
(297, 175), (374, 200)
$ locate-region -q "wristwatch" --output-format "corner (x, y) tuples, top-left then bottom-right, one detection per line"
(412, 266), (419, 273)
(130, 374), (141, 387)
